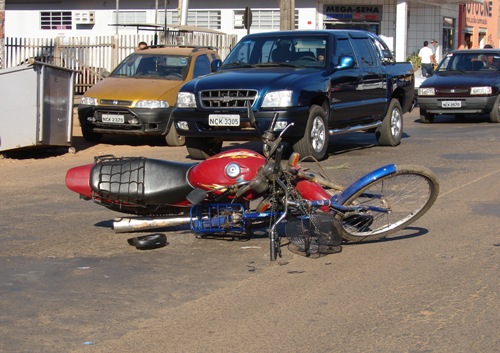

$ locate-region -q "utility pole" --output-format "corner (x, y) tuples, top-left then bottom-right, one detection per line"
(279, 0), (295, 31)
(0, 0), (5, 69)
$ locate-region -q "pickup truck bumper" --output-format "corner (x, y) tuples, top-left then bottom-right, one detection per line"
(78, 105), (172, 136)
(172, 107), (310, 139)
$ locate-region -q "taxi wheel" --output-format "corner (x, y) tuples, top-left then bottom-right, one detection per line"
(81, 126), (103, 142)
(419, 110), (435, 124)
(489, 96), (500, 123)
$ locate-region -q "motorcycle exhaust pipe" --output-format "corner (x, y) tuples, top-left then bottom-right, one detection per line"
(113, 216), (191, 233)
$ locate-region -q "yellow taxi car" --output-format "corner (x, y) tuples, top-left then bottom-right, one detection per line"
(78, 46), (220, 145)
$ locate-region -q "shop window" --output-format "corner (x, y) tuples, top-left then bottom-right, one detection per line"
(40, 11), (72, 30)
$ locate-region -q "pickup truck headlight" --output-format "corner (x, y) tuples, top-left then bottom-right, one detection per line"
(136, 100), (169, 108)
(177, 92), (197, 108)
(262, 90), (293, 108)
(470, 87), (492, 95)
(81, 96), (98, 105)
(418, 87), (435, 96)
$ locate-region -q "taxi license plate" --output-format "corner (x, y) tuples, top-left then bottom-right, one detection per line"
(208, 114), (240, 127)
(441, 101), (462, 108)
(102, 114), (125, 123)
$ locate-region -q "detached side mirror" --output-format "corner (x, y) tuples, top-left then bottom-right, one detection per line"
(334, 56), (355, 70)
(211, 59), (222, 72)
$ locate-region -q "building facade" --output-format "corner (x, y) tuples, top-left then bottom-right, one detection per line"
(458, 0), (500, 49)
(4, 0), (488, 62)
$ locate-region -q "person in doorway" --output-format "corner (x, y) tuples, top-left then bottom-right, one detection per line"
(419, 41), (435, 77)
(430, 39), (440, 65)
(136, 41), (149, 51)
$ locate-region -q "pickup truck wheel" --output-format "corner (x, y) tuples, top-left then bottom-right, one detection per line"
(292, 105), (328, 161)
(165, 126), (185, 146)
(376, 99), (403, 146)
(489, 96), (500, 123)
(81, 126), (103, 142)
(186, 137), (222, 160)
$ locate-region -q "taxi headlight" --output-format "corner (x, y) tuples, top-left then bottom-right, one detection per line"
(136, 100), (169, 108)
(470, 87), (492, 95)
(81, 96), (98, 105)
(418, 87), (435, 96)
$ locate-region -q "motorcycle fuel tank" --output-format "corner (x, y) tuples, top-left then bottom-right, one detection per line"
(188, 149), (265, 198)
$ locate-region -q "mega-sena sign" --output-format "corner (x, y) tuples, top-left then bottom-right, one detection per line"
(324, 5), (382, 21)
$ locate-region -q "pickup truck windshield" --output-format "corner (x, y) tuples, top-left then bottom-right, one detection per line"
(222, 35), (328, 68)
(111, 54), (189, 80)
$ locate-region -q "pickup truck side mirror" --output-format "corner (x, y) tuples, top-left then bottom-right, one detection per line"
(333, 56), (355, 70)
(211, 59), (222, 72)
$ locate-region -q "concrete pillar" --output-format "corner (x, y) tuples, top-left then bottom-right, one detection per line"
(395, 0), (408, 62)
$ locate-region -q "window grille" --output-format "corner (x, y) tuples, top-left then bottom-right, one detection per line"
(233, 10), (298, 30)
(113, 11), (148, 25)
(157, 10), (221, 29)
(40, 11), (72, 30)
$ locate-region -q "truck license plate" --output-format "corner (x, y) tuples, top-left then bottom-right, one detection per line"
(441, 101), (462, 108)
(208, 114), (240, 126)
(102, 114), (125, 123)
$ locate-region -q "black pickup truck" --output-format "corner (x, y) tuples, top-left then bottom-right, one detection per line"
(171, 30), (415, 160)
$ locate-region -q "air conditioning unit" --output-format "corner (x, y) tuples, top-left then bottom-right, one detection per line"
(74, 11), (95, 24)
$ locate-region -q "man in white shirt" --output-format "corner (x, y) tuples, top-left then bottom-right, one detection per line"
(419, 41), (435, 77)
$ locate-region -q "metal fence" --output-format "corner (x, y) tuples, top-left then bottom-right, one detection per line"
(4, 31), (237, 94)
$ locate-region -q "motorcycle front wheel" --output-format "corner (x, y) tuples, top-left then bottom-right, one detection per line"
(340, 165), (439, 242)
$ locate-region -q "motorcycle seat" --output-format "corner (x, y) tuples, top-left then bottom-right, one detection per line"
(90, 157), (196, 205)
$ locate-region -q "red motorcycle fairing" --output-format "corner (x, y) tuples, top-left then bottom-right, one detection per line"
(295, 179), (331, 212)
(188, 149), (266, 200)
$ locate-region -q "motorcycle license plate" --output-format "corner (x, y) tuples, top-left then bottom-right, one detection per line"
(102, 114), (125, 123)
(441, 101), (461, 108)
(208, 114), (240, 127)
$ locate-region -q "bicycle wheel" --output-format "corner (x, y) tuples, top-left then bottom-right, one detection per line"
(340, 165), (439, 242)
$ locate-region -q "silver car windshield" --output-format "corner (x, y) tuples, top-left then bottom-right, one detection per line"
(437, 52), (500, 72)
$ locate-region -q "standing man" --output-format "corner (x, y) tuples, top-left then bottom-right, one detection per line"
(431, 39), (440, 65)
(419, 41), (435, 77)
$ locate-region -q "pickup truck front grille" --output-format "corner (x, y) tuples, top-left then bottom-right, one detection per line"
(200, 90), (257, 109)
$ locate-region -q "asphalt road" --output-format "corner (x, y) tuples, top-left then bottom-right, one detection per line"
(0, 108), (499, 353)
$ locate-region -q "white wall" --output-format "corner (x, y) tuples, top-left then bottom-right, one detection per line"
(5, 0), (459, 57)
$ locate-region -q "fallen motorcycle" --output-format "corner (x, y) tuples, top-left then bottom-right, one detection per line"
(66, 107), (440, 260)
